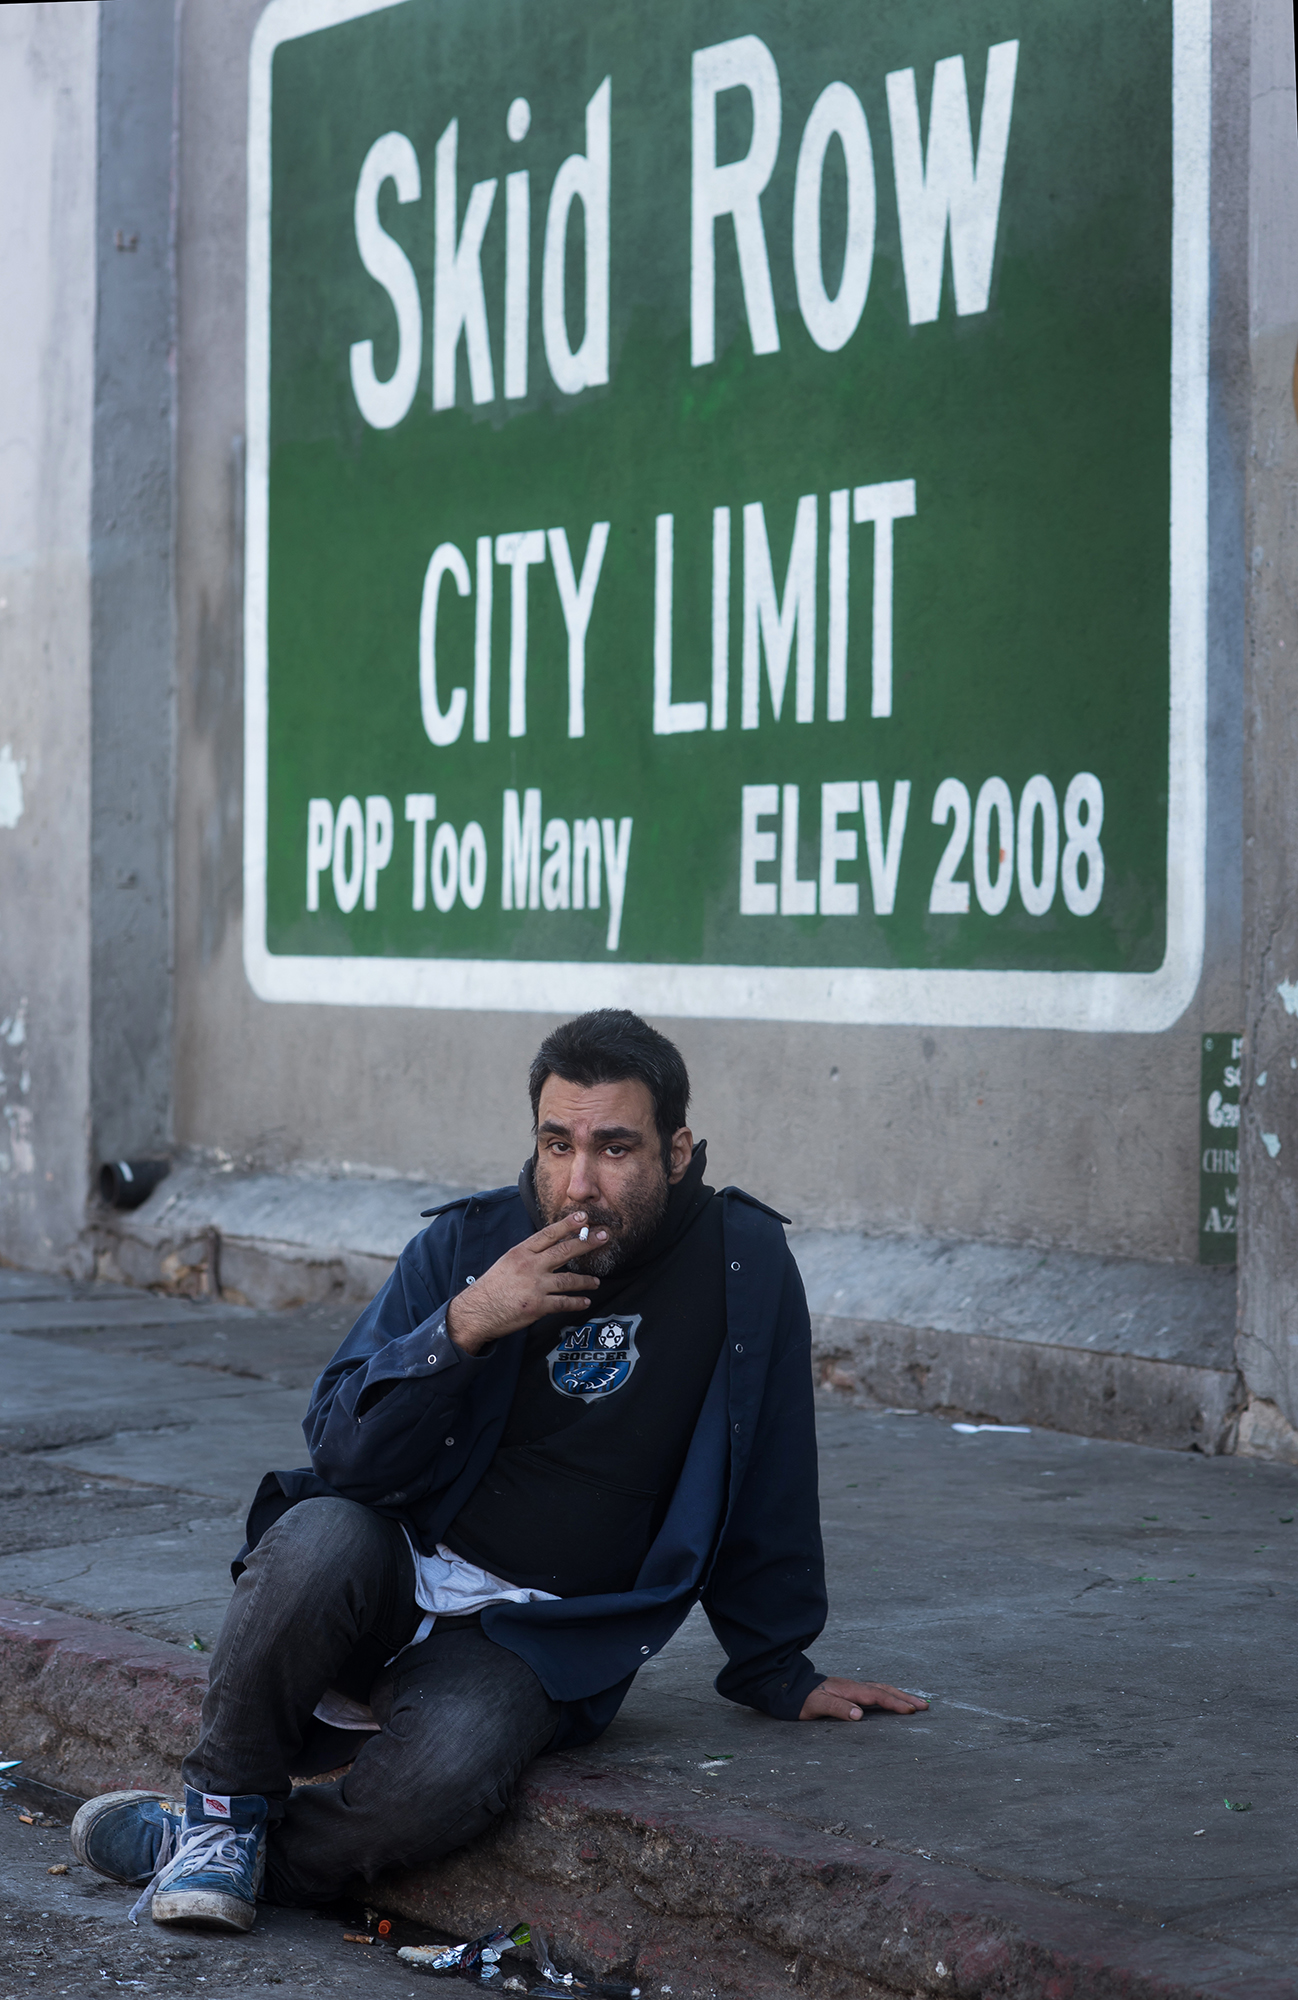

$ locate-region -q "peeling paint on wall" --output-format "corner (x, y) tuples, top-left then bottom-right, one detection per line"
(0, 746), (25, 830)
(2, 1105), (34, 1174)
(1276, 979), (1298, 1016)
(0, 1001), (32, 1173)
(1, 1002), (28, 1047)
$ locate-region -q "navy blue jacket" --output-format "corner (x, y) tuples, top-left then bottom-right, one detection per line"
(251, 1181), (827, 1753)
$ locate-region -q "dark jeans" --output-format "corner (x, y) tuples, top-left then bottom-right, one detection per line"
(182, 1497), (559, 1906)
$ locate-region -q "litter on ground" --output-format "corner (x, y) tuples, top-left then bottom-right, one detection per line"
(399, 1923), (531, 1976)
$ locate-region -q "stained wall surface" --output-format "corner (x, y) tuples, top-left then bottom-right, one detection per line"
(0, 4), (98, 1269)
(1239, 0), (1298, 1429)
(89, 0), (177, 1168)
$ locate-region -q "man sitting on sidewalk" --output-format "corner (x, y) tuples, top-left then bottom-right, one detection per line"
(71, 1008), (925, 1930)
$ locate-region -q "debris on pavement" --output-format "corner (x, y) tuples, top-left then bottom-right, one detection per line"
(397, 1926), (641, 1997)
(527, 1974), (642, 1996)
(951, 1422), (1032, 1434)
(530, 1931), (568, 1985)
(399, 1921), (531, 1975)
(1224, 1797), (1253, 1811)
(529, 1930), (641, 1998)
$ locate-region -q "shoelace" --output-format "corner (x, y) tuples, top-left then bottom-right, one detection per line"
(127, 1820), (245, 1925)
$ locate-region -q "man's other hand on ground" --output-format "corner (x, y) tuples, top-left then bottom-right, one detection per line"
(799, 1678), (929, 1721)
(446, 1213), (607, 1354)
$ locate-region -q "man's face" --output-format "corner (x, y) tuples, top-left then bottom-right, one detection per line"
(533, 1075), (692, 1279)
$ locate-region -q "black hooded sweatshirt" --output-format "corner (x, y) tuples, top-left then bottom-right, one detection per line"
(442, 1143), (726, 1596)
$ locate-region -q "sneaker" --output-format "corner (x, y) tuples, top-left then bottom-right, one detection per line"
(70, 1791), (184, 1887)
(133, 1788), (268, 1932)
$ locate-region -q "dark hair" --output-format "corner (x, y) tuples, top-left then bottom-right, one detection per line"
(529, 1010), (690, 1168)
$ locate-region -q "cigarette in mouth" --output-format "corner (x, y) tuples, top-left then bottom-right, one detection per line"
(579, 1226), (590, 1241)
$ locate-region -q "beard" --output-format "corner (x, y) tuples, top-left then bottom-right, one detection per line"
(535, 1160), (669, 1278)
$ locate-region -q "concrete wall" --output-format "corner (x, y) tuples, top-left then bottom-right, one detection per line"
(169, 0), (1250, 1263)
(0, 4), (98, 1269)
(89, 0), (177, 1166)
(1238, 0), (1298, 1440)
(0, 0), (177, 1270)
(0, 1), (1277, 1276)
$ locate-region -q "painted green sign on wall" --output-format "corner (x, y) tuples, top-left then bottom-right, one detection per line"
(244, 0), (1209, 1025)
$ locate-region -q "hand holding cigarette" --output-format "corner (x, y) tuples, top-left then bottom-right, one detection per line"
(446, 1210), (608, 1353)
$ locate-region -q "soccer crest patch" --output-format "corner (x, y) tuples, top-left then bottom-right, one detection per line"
(547, 1315), (642, 1400)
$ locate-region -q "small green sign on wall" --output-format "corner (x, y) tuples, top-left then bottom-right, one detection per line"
(1199, 1034), (1240, 1266)
(244, 0), (1209, 1026)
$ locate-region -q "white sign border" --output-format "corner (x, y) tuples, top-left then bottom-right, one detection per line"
(244, 0), (1210, 1031)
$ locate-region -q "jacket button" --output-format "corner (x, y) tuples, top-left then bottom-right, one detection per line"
(733, 1421), (741, 1432)
(445, 1436), (455, 1447)
(730, 1261), (741, 1271)
(427, 1355), (438, 1366)
(734, 1342), (743, 1354)
(465, 1275), (476, 1283)
(640, 1645), (650, 1655)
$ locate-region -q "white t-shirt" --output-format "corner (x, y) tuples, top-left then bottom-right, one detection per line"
(311, 1540), (557, 1733)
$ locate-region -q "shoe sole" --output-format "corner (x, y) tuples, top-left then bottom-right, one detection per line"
(69, 1791), (172, 1882)
(151, 1885), (256, 1932)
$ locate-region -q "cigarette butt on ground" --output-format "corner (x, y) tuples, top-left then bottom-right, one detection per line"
(343, 1933), (374, 1944)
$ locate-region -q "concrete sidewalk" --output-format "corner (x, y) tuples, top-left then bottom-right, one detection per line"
(0, 1268), (1294, 1998)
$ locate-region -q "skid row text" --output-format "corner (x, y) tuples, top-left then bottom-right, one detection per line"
(350, 38), (1018, 426)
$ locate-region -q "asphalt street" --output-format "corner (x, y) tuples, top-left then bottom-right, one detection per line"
(0, 1772), (485, 1999)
